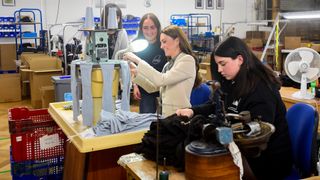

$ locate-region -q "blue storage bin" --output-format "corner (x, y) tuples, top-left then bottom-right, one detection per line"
(9, 32), (16, 37)
(3, 17), (9, 22)
(94, 17), (100, 22)
(3, 32), (9, 37)
(22, 32), (37, 38)
(8, 17), (15, 22)
(126, 30), (137, 35)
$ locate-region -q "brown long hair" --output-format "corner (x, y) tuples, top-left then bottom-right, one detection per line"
(161, 25), (202, 88)
(136, 13), (161, 45)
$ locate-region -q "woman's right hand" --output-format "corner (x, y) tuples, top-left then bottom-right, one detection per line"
(123, 52), (142, 64)
(176, 108), (194, 118)
(133, 84), (141, 100)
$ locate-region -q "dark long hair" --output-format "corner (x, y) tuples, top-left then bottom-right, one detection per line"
(212, 36), (281, 98)
(135, 13), (161, 45)
(161, 25), (202, 88)
(101, 3), (123, 29)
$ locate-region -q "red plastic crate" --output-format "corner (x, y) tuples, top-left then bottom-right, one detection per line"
(8, 107), (66, 162)
(8, 107), (56, 134)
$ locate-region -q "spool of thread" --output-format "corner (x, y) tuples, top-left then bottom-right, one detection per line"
(107, 7), (118, 29)
(159, 157), (169, 180)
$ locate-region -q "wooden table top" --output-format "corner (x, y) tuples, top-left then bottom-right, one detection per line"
(125, 160), (185, 180)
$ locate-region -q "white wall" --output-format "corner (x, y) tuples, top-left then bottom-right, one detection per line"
(0, 0), (257, 44)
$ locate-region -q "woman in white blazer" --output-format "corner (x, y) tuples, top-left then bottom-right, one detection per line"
(123, 25), (201, 117)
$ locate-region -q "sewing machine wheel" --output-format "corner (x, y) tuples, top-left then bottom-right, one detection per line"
(233, 122), (275, 158)
(185, 140), (239, 180)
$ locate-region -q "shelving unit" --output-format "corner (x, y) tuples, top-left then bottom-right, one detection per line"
(122, 16), (140, 40)
(171, 13), (214, 52)
(14, 8), (45, 59)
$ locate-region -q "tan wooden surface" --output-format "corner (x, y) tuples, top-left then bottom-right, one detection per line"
(125, 160), (185, 180)
(280, 87), (320, 110)
(280, 87), (320, 132)
(48, 101), (147, 153)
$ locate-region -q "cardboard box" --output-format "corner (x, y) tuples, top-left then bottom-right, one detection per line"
(0, 44), (16, 70)
(252, 50), (263, 60)
(21, 81), (30, 97)
(300, 42), (311, 48)
(311, 43), (320, 52)
(40, 86), (55, 108)
(20, 55), (63, 108)
(199, 62), (211, 81)
(246, 31), (270, 42)
(20, 52), (47, 65)
(0, 73), (21, 102)
(245, 38), (263, 49)
(284, 36), (301, 50)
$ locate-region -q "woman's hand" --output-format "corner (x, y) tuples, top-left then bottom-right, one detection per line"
(123, 52), (142, 64)
(133, 84), (141, 100)
(176, 108), (194, 118)
(129, 62), (138, 77)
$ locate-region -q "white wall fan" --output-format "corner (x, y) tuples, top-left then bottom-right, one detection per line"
(284, 47), (320, 99)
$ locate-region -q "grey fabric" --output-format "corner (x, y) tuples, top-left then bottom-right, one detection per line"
(119, 62), (130, 111)
(80, 63), (94, 126)
(93, 110), (158, 136)
(101, 63), (115, 112)
(71, 60), (81, 121)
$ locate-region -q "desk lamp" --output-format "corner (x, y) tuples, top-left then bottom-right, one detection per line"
(115, 39), (149, 60)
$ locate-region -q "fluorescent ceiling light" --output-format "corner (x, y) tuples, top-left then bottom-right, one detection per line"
(281, 10), (320, 19)
(246, 21), (268, 26)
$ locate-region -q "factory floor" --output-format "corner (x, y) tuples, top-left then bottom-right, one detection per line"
(0, 97), (139, 180)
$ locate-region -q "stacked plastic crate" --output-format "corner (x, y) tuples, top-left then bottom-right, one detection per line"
(8, 107), (66, 180)
(0, 16), (17, 38)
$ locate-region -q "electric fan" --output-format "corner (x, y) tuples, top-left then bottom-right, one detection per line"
(284, 47), (320, 99)
(50, 35), (60, 53)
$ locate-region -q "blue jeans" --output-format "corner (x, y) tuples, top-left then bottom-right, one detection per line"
(139, 93), (158, 113)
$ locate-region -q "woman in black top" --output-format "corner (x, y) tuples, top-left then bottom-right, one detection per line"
(176, 36), (293, 180)
(132, 13), (166, 113)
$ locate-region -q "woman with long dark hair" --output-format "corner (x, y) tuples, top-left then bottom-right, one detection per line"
(176, 36), (293, 180)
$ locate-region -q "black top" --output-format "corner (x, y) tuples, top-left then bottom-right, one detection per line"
(134, 41), (166, 96)
(192, 80), (293, 180)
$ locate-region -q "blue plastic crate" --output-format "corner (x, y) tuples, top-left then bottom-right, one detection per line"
(0, 70), (18, 74)
(22, 32), (37, 38)
(11, 155), (64, 180)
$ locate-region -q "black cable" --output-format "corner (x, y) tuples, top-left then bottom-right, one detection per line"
(54, 0), (61, 24)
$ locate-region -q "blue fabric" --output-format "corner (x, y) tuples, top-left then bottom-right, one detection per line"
(190, 83), (211, 106)
(101, 63), (115, 112)
(80, 63), (94, 126)
(71, 60), (81, 121)
(285, 102), (319, 178)
(93, 110), (157, 136)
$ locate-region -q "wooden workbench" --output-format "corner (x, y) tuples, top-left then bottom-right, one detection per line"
(125, 160), (185, 180)
(280, 87), (320, 109)
(280, 86), (320, 132)
(48, 102), (147, 180)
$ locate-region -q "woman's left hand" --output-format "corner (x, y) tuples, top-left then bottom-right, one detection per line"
(123, 52), (142, 64)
